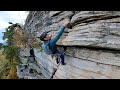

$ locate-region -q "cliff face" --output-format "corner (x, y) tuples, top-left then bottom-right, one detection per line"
(18, 11), (120, 79)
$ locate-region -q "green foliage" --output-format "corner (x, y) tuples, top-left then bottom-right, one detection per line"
(2, 45), (20, 65)
(0, 23), (22, 79)
(0, 49), (18, 79)
(3, 25), (15, 45)
(0, 44), (3, 49)
(2, 23), (21, 65)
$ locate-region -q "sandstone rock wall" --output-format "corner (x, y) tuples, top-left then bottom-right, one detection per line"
(21, 11), (120, 79)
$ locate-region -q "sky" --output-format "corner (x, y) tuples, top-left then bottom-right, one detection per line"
(0, 11), (29, 44)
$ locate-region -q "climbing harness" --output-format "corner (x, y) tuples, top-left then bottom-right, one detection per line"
(52, 50), (66, 65)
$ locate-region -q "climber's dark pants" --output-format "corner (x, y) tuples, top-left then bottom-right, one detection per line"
(54, 51), (65, 65)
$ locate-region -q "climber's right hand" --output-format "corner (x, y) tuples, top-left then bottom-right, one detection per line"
(63, 18), (70, 27)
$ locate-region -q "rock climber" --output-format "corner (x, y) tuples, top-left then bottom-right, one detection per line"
(39, 18), (70, 65)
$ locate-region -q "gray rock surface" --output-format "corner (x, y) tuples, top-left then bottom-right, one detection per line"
(63, 18), (120, 50)
(20, 11), (120, 79)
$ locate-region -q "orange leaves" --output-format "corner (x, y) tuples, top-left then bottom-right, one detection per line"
(13, 27), (29, 48)
(13, 27), (41, 48)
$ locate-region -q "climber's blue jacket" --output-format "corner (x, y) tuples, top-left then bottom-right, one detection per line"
(42, 25), (65, 54)
(49, 25), (65, 52)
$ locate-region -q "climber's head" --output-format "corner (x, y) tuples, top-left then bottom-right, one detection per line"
(39, 31), (52, 41)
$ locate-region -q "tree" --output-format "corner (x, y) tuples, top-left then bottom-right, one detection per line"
(0, 43), (3, 49)
(2, 23), (20, 65)
(2, 22), (42, 65)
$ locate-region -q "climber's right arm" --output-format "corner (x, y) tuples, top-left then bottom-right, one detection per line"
(50, 19), (70, 45)
(50, 25), (65, 44)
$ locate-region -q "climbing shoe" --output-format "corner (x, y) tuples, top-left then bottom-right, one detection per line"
(61, 63), (66, 65)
